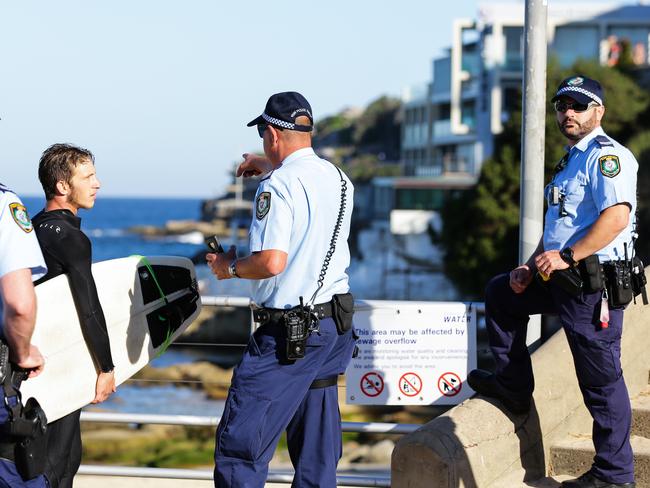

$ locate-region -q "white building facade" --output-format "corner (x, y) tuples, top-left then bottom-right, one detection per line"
(401, 2), (650, 182)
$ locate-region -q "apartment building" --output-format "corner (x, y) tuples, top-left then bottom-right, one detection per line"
(401, 2), (650, 185)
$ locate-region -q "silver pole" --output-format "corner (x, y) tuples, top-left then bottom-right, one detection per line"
(520, 0), (548, 346)
(79, 411), (421, 435)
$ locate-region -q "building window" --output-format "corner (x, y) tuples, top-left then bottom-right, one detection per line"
(503, 26), (524, 71)
(438, 103), (451, 120)
(461, 101), (476, 130)
(552, 26), (599, 67)
(396, 189), (446, 211)
(457, 143), (475, 174)
(502, 86), (521, 122)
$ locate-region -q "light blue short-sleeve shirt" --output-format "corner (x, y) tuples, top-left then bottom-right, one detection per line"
(0, 185), (47, 327)
(543, 127), (638, 262)
(248, 148), (354, 309)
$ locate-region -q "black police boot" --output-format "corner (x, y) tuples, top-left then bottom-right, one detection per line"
(561, 471), (635, 487)
(467, 369), (531, 415)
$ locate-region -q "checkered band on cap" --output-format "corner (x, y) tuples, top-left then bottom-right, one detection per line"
(556, 86), (603, 105)
(262, 113), (295, 129)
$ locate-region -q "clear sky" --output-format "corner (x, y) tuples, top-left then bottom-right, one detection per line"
(0, 1), (626, 198)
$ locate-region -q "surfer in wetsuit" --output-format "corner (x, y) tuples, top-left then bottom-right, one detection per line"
(32, 144), (115, 488)
(0, 183), (47, 487)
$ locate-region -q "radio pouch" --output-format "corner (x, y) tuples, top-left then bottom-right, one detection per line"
(604, 261), (634, 308)
(550, 268), (583, 297)
(332, 293), (354, 334)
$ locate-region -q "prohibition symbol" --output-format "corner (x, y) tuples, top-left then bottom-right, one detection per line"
(399, 372), (422, 397)
(360, 372), (384, 397)
(438, 372), (462, 397)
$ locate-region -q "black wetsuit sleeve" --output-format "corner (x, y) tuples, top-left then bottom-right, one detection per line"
(59, 233), (115, 373)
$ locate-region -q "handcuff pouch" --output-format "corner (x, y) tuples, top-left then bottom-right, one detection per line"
(578, 255), (605, 293)
(332, 293), (354, 334)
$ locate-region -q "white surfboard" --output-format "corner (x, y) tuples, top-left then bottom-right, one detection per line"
(20, 255), (202, 423)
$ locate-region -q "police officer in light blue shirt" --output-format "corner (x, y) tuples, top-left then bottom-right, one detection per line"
(469, 76), (638, 488)
(207, 92), (356, 488)
(247, 146), (353, 309)
(543, 126), (638, 264)
(0, 183), (47, 488)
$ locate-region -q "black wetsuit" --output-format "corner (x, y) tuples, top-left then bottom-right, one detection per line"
(32, 209), (114, 488)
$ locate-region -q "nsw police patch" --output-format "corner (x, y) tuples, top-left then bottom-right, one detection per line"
(256, 192), (271, 220)
(599, 155), (621, 178)
(9, 202), (33, 233)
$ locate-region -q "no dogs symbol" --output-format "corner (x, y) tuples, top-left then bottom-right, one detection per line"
(437, 372), (462, 397)
(399, 372), (422, 397)
(360, 372), (384, 397)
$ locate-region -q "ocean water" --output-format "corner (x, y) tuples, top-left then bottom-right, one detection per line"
(22, 196), (207, 262)
(22, 196), (228, 416)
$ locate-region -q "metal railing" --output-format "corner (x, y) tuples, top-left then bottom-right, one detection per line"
(80, 411), (421, 435)
(78, 411), (416, 487)
(78, 294), (445, 487)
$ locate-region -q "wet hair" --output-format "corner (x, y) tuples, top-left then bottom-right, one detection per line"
(38, 143), (95, 200)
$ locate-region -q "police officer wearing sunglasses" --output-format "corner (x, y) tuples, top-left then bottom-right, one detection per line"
(207, 92), (357, 487)
(468, 76), (639, 487)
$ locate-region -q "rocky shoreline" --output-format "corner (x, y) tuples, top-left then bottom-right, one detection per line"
(128, 219), (248, 239)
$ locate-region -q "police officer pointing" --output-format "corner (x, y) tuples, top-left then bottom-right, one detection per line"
(468, 76), (638, 487)
(0, 183), (47, 487)
(207, 92), (356, 487)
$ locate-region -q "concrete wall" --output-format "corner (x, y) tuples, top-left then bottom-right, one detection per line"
(392, 288), (650, 487)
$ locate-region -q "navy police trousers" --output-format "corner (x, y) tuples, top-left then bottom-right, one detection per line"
(486, 273), (633, 484)
(213, 317), (356, 488)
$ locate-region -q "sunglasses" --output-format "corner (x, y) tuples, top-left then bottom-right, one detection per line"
(257, 124), (268, 138)
(554, 100), (599, 113)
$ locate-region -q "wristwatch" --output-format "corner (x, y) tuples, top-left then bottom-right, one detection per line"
(560, 247), (577, 267)
(228, 260), (239, 278)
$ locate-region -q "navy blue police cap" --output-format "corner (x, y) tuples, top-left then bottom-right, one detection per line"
(551, 75), (604, 106)
(247, 91), (314, 132)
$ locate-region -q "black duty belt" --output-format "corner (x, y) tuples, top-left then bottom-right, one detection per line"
(253, 301), (334, 325)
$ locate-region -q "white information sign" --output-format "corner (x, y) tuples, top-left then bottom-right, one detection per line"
(346, 300), (477, 405)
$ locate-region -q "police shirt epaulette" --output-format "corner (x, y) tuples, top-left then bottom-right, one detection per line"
(0, 183), (9, 193)
(595, 135), (614, 147)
